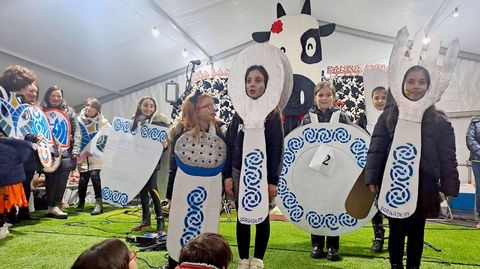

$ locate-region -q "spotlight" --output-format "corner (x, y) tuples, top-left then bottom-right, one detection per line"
(453, 7), (459, 18)
(152, 26), (160, 38)
(422, 36), (431, 45)
(182, 48), (188, 58)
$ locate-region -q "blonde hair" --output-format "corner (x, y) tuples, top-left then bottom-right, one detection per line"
(181, 92), (218, 138)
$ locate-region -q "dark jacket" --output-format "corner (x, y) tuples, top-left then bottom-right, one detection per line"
(0, 138), (34, 186)
(365, 106), (460, 218)
(166, 121), (227, 200)
(223, 111), (284, 186)
(302, 106), (351, 125)
(466, 117), (480, 161)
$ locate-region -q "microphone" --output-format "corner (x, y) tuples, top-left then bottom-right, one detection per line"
(190, 60), (201, 65)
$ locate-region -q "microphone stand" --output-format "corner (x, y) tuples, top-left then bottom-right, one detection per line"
(185, 61), (199, 94)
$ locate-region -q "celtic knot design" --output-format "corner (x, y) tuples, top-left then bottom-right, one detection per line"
(385, 143), (417, 208)
(181, 186), (207, 246)
(350, 138), (368, 168)
(241, 149), (265, 212)
(101, 187), (128, 206)
(112, 119), (167, 143)
(306, 211), (358, 231)
(302, 127), (351, 144)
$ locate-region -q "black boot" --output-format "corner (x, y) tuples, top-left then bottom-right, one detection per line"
(326, 248), (341, 261)
(391, 264), (404, 269)
(18, 207), (39, 221)
(371, 224), (385, 253)
(156, 216), (166, 234)
(132, 211), (151, 231)
(311, 244), (324, 259)
(76, 199), (85, 212)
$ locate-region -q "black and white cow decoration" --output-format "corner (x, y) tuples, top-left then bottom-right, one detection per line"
(252, 0), (335, 132)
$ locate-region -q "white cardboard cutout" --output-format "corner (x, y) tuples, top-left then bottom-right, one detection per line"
(378, 27), (459, 219)
(167, 123), (226, 261)
(228, 43), (291, 224)
(276, 111), (376, 236)
(100, 117), (167, 206)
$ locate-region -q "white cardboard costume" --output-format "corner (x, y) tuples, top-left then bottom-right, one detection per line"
(377, 27), (459, 219)
(167, 123), (226, 262)
(100, 117), (167, 206)
(276, 111), (376, 236)
(363, 68), (389, 134)
(228, 43), (293, 225)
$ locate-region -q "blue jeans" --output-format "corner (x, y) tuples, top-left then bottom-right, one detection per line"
(472, 162), (480, 216)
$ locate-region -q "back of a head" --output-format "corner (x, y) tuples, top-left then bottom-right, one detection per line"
(71, 239), (129, 269)
(178, 233), (232, 269)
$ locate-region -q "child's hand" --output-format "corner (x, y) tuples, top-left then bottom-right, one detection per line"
(368, 185), (380, 194)
(224, 178), (234, 197)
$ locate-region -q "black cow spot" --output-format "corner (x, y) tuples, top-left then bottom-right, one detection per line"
(283, 74), (315, 116)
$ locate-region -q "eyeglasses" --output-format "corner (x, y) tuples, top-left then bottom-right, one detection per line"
(129, 250), (137, 262)
(196, 103), (215, 110)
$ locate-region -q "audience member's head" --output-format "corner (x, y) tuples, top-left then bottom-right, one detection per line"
(69, 170), (80, 185)
(177, 233), (232, 269)
(71, 238), (137, 269)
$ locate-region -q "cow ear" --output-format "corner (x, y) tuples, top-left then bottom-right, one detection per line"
(252, 32), (271, 43)
(277, 3), (286, 18)
(319, 23), (336, 37)
(301, 0), (311, 15)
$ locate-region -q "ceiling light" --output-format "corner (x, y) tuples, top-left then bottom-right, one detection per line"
(182, 48), (188, 58)
(152, 26), (160, 38)
(453, 7), (459, 18)
(422, 36), (431, 45)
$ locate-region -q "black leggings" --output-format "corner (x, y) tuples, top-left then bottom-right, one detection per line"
(45, 167), (70, 207)
(79, 170), (102, 199)
(139, 170), (163, 219)
(311, 235), (340, 250)
(237, 215), (270, 260)
(388, 217), (426, 267)
(22, 169), (36, 203)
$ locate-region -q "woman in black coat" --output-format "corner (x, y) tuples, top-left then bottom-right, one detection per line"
(365, 66), (459, 269)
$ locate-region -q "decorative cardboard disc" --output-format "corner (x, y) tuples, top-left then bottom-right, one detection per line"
(276, 114), (376, 236)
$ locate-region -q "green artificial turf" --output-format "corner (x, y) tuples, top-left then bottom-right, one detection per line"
(1, 205), (479, 269)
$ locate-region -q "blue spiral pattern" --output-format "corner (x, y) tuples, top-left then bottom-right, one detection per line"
(101, 187), (129, 206)
(350, 138), (368, 168)
(306, 211), (358, 231)
(385, 143), (417, 209)
(112, 119), (167, 143)
(181, 186), (207, 246)
(241, 149), (265, 212)
(301, 127), (351, 144)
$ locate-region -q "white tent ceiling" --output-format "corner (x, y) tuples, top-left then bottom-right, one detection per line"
(0, 0), (478, 108)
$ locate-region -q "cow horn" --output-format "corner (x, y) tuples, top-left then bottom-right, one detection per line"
(301, 0), (311, 15)
(277, 3), (286, 18)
